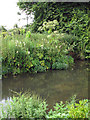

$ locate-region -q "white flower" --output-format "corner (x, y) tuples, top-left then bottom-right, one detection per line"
(54, 31), (59, 34)
(47, 35), (51, 38)
(28, 51), (30, 54)
(61, 113), (66, 117)
(43, 21), (47, 26)
(16, 40), (18, 43)
(15, 40), (18, 46)
(16, 51), (18, 53)
(19, 42), (21, 44)
(53, 20), (59, 25)
(59, 45), (61, 48)
(41, 45), (43, 49)
(61, 33), (65, 36)
(23, 42), (25, 46)
(16, 44), (17, 46)
(56, 113), (61, 116)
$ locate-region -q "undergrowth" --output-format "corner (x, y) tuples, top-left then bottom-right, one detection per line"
(0, 92), (89, 119)
(2, 32), (74, 75)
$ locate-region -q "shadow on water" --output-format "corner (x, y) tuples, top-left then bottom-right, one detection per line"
(1, 61), (89, 108)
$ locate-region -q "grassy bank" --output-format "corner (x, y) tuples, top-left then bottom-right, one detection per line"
(2, 32), (75, 75)
(1, 28), (89, 75)
(0, 92), (89, 119)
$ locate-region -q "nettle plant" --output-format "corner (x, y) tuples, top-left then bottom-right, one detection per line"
(38, 20), (59, 34)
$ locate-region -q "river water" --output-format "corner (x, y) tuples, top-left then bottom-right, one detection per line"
(0, 61), (89, 108)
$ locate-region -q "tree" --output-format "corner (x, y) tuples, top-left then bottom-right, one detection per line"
(17, 2), (90, 33)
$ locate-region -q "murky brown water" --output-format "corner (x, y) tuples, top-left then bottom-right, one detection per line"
(1, 61), (89, 108)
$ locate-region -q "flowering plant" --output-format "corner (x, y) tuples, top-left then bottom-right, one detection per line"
(38, 20), (59, 33)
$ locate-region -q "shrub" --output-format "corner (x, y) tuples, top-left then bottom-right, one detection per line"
(0, 93), (89, 119)
(67, 99), (89, 118)
(2, 32), (74, 75)
(46, 96), (89, 119)
(0, 91), (48, 119)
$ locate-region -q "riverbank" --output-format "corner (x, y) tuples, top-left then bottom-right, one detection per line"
(2, 31), (89, 75)
(2, 32), (75, 75)
(2, 61), (89, 109)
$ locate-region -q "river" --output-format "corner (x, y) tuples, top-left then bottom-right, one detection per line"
(0, 60), (89, 108)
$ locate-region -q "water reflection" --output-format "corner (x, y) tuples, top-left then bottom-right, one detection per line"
(2, 61), (89, 108)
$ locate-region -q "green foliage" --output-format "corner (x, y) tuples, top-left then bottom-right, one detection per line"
(67, 99), (89, 118)
(17, 2), (90, 59)
(52, 56), (73, 70)
(26, 31), (31, 38)
(17, 3), (89, 34)
(0, 93), (89, 119)
(2, 32), (74, 75)
(0, 91), (47, 119)
(47, 101), (68, 118)
(9, 28), (26, 35)
(47, 96), (89, 119)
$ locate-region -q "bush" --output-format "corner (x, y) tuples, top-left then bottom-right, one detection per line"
(67, 99), (89, 118)
(2, 32), (74, 75)
(0, 93), (89, 119)
(37, 17), (90, 60)
(47, 96), (89, 118)
(0, 91), (47, 119)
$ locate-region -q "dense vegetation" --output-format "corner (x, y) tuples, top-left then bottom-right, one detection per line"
(17, 2), (89, 33)
(0, 2), (89, 119)
(17, 2), (90, 59)
(2, 30), (74, 75)
(0, 92), (89, 119)
(1, 2), (89, 75)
